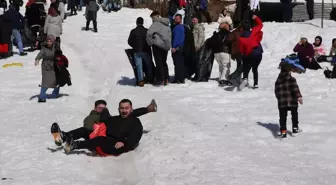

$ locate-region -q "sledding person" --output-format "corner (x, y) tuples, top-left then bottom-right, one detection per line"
(275, 62), (303, 138)
(34, 35), (60, 103)
(210, 22), (232, 86)
(146, 11), (172, 86)
(239, 15), (263, 89)
(128, 17), (154, 86)
(51, 99), (152, 155)
(293, 37), (321, 70)
(49, 0), (65, 21)
(85, 0), (99, 32)
(3, 4), (27, 56)
(44, 7), (62, 50)
(217, 8), (233, 27)
(171, 14), (185, 84)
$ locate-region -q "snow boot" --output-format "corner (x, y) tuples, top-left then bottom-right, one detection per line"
(238, 78), (248, 90)
(147, 99), (157, 112)
(38, 98), (46, 103)
(64, 135), (78, 154)
(292, 127), (302, 134)
(278, 130), (287, 138)
(51, 122), (66, 146)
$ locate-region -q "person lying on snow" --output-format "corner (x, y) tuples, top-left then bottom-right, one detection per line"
(51, 99), (155, 155)
(293, 37), (321, 70)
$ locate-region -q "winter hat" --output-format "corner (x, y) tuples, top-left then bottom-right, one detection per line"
(46, 35), (55, 41)
(95, 100), (107, 107)
(136, 17), (144, 25)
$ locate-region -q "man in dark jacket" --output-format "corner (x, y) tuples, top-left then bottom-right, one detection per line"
(50, 99), (157, 149)
(58, 99), (147, 155)
(3, 4), (27, 56)
(128, 17), (154, 86)
(171, 14), (185, 83)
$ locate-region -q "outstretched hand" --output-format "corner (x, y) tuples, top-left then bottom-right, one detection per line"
(115, 142), (124, 149)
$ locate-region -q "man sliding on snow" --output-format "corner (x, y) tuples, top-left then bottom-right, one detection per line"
(51, 99), (157, 155)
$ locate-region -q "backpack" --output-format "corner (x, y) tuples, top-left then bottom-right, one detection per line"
(324, 65), (336, 79)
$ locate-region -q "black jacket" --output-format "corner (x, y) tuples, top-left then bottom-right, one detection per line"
(0, 15), (12, 44)
(25, 3), (44, 27)
(128, 25), (151, 53)
(10, 0), (23, 6)
(3, 8), (25, 30)
(210, 29), (230, 54)
(102, 116), (143, 154)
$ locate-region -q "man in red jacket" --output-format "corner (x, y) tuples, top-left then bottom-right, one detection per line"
(238, 15), (263, 90)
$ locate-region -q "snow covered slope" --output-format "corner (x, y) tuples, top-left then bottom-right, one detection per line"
(1, 7), (336, 185)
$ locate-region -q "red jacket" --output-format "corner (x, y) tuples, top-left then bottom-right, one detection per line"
(179, 0), (186, 7)
(239, 16), (263, 56)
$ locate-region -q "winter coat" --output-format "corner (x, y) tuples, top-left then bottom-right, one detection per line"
(174, 8), (185, 24)
(85, 0), (99, 21)
(172, 24), (185, 49)
(197, 0), (207, 11)
(25, 3), (43, 27)
(0, 15), (12, 44)
(44, 15), (62, 37)
(210, 29), (230, 54)
(313, 45), (326, 57)
(293, 43), (314, 61)
(128, 25), (151, 53)
(83, 110), (100, 131)
(35, 44), (57, 88)
(239, 16), (263, 56)
(3, 8), (25, 29)
(192, 23), (205, 49)
(146, 17), (172, 51)
(102, 116), (143, 154)
(217, 13), (232, 25)
(227, 28), (242, 58)
(275, 71), (302, 108)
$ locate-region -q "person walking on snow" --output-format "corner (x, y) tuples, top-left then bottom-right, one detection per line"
(3, 4), (27, 56)
(171, 14), (185, 84)
(239, 15), (263, 89)
(128, 17), (154, 86)
(85, 0), (99, 32)
(146, 11), (172, 86)
(35, 35), (60, 103)
(44, 7), (62, 49)
(210, 22), (232, 86)
(275, 63), (303, 138)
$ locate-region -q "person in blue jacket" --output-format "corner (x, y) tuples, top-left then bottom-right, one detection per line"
(3, 4), (27, 56)
(171, 14), (185, 84)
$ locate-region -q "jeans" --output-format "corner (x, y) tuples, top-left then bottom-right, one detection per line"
(133, 52), (153, 82)
(11, 29), (23, 53)
(39, 87), (60, 100)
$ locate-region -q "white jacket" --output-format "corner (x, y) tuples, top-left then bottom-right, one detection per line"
(174, 8), (185, 24)
(217, 13), (232, 25)
(44, 15), (63, 37)
(250, 0), (260, 10)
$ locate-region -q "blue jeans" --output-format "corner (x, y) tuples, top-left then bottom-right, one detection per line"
(11, 29), (23, 53)
(133, 52), (153, 82)
(39, 87), (60, 100)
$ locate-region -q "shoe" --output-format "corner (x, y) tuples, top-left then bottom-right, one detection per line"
(147, 99), (157, 112)
(278, 130), (287, 138)
(292, 127), (302, 134)
(64, 135), (78, 154)
(19, 52), (27, 56)
(224, 80), (232, 86)
(253, 84), (259, 89)
(93, 30), (98, 33)
(51, 122), (65, 146)
(238, 78), (248, 90)
(137, 81), (144, 87)
(38, 98), (46, 103)
(164, 79), (169, 86)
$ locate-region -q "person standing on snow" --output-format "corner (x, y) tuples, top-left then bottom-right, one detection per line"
(192, 16), (205, 52)
(275, 63), (303, 138)
(34, 35), (59, 103)
(210, 22), (232, 86)
(171, 14), (185, 84)
(128, 17), (154, 86)
(173, 6), (185, 25)
(85, 0), (99, 32)
(44, 7), (62, 50)
(239, 15), (263, 89)
(3, 4), (27, 56)
(146, 11), (172, 86)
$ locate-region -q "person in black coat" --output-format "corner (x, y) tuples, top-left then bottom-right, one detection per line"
(128, 17), (155, 86)
(25, 2), (45, 45)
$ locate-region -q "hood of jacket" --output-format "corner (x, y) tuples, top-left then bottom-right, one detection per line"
(153, 17), (170, 26)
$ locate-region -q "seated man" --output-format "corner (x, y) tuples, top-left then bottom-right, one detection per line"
(51, 99), (157, 147)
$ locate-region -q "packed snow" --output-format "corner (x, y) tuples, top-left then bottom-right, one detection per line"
(1, 5), (336, 185)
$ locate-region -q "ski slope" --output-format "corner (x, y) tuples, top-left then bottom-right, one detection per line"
(1, 6), (336, 185)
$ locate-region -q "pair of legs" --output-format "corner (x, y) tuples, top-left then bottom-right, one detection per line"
(195, 8), (212, 24)
(86, 19), (97, 32)
(278, 107), (301, 137)
(242, 54), (262, 87)
(152, 45), (169, 85)
(133, 52), (153, 85)
(11, 29), (26, 55)
(39, 86), (60, 102)
(215, 52), (231, 84)
(172, 51), (185, 83)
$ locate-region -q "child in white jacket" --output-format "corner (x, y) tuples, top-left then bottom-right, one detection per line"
(217, 8), (232, 26)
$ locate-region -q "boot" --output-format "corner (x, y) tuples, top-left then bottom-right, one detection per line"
(51, 122), (66, 146)
(147, 99), (157, 112)
(137, 81), (144, 87)
(93, 20), (98, 32)
(85, 21), (90, 31)
(64, 135), (79, 153)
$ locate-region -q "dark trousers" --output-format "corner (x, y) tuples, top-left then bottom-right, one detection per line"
(67, 127), (91, 140)
(71, 7), (77, 15)
(152, 45), (169, 82)
(242, 54), (262, 85)
(30, 26), (40, 41)
(172, 50), (185, 82)
(86, 20), (97, 31)
(196, 9), (212, 23)
(306, 0), (314, 20)
(279, 107), (299, 131)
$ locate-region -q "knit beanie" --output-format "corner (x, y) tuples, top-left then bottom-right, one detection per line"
(136, 17), (144, 25)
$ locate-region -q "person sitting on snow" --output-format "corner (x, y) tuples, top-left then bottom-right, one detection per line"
(312, 36), (327, 61)
(293, 37), (321, 70)
(51, 99), (155, 155)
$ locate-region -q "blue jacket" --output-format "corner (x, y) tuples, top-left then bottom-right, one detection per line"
(3, 9), (25, 30)
(199, 0), (207, 11)
(241, 30), (263, 56)
(172, 24), (185, 49)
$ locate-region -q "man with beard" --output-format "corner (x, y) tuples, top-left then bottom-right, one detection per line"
(171, 14), (185, 83)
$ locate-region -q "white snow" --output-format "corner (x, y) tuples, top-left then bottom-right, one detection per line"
(1, 5), (336, 185)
